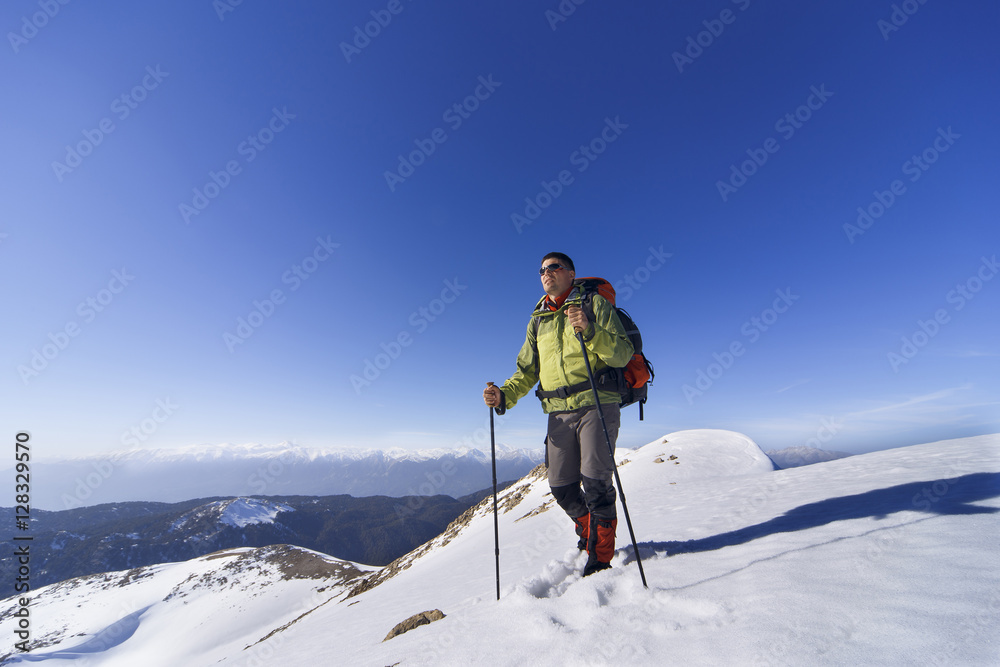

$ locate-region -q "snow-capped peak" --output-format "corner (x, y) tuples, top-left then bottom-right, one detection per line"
(169, 497), (294, 532)
(217, 497), (294, 528)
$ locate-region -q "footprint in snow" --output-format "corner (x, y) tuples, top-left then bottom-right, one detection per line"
(525, 550), (588, 599)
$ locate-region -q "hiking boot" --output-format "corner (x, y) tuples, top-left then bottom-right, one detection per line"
(583, 560), (612, 577)
(583, 516), (616, 575)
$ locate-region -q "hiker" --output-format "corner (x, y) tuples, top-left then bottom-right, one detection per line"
(483, 252), (634, 576)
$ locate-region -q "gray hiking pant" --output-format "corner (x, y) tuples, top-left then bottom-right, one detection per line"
(546, 403), (620, 487)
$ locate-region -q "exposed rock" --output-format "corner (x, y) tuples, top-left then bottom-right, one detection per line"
(516, 498), (554, 522)
(347, 472), (544, 599)
(497, 482), (532, 513)
(526, 463), (548, 480)
(383, 609), (446, 641)
(259, 544), (367, 582)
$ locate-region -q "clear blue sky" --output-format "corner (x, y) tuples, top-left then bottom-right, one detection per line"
(2, 0), (997, 459)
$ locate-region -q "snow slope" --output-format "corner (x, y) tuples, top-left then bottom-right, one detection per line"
(0, 545), (373, 665)
(170, 497), (295, 530)
(3, 429), (998, 665)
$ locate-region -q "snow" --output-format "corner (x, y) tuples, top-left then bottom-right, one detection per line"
(3, 429), (998, 666)
(1, 547), (374, 666)
(217, 498), (294, 528)
(166, 498), (292, 532)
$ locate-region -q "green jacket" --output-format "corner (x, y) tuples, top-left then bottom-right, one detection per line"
(500, 285), (634, 413)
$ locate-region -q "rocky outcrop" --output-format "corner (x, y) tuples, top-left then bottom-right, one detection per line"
(383, 609), (446, 641)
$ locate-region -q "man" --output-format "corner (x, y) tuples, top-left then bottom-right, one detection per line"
(483, 252), (633, 576)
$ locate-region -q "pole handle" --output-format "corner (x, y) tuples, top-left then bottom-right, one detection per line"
(569, 304), (584, 334)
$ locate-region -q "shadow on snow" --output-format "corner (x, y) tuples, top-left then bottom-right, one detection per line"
(634, 472), (1000, 560)
(8, 605), (151, 663)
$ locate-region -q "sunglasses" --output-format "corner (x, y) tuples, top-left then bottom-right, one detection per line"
(539, 263), (566, 275)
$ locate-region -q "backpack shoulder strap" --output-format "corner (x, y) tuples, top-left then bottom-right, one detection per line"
(533, 278), (609, 339)
(571, 278), (606, 328)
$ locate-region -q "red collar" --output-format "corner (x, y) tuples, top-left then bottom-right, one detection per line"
(545, 286), (574, 311)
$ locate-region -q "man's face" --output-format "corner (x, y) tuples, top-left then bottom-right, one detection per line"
(540, 259), (575, 296)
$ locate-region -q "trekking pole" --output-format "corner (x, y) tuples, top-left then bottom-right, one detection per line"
(487, 382), (501, 600)
(574, 331), (648, 589)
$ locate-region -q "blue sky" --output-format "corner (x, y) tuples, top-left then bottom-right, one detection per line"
(2, 0), (997, 460)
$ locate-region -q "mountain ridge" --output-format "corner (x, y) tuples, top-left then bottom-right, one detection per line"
(7, 442), (544, 510)
(0, 489), (496, 589)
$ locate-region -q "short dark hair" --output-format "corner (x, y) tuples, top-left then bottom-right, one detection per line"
(542, 252), (575, 272)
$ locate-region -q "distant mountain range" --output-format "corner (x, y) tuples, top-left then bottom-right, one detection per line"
(0, 489), (497, 589)
(13, 442), (544, 510)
